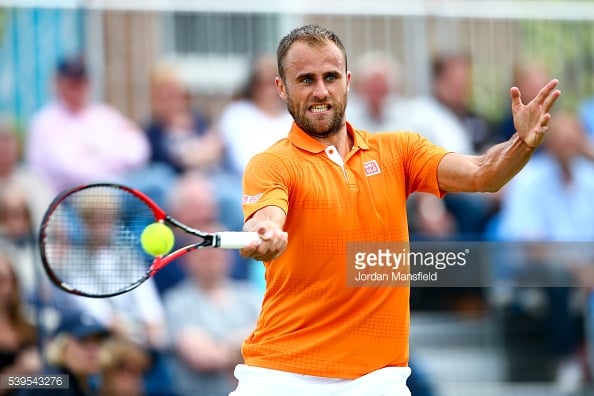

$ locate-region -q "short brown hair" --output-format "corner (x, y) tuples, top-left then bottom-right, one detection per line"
(276, 24), (347, 81)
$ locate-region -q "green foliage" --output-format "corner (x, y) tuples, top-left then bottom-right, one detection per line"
(519, 19), (594, 112)
(0, 9), (5, 44)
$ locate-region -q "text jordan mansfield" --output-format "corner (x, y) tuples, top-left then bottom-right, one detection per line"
(350, 248), (469, 285)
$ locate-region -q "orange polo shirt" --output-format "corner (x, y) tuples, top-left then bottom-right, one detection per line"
(241, 122), (448, 379)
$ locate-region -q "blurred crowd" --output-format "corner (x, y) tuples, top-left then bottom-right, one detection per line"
(1, 50), (594, 396)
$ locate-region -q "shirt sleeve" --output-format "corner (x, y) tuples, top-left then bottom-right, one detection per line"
(242, 152), (290, 222)
(400, 132), (449, 198)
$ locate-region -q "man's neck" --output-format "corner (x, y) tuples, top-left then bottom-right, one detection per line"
(315, 126), (352, 158)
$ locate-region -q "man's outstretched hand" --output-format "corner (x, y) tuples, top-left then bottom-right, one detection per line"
(511, 79), (561, 148)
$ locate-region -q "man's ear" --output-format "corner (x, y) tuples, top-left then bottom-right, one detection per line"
(346, 70), (351, 92)
(275, 77), (288, 102)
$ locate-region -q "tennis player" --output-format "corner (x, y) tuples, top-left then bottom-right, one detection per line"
(235, 24), (560, 396)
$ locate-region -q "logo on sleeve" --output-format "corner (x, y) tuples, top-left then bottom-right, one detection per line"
(363, 160), (381, 176)
(242, 193), (263, 204)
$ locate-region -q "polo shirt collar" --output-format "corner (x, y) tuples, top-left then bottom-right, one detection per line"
(288, 121), (370, 153)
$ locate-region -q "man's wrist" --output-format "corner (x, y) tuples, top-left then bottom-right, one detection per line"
(514, 132), (538, 150)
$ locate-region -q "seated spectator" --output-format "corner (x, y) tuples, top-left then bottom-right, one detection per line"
(99, 338), (152, 396)
(163, 218), (261, 396)
(145, 64), (224, 174)
(26, 55), (150, 193)
(155, 171), (250, 294)
(16, 310), (109, 396)
(398, 52), (487, 154)
(0, 182), (48, 307)
(0, 252), (41, 396)
(402, 53), (498, 238)
(496, 111), (594, 394)
(403, 53), (496, 314)
(0, 180), (86, 340)
(61, 192), (167, 350)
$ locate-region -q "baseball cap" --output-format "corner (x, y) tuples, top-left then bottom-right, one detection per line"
(54, 310), (110, 340)
(56, 56), (88, 79)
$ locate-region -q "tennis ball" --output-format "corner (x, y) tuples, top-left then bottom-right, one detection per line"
(140, 222), (175, 256)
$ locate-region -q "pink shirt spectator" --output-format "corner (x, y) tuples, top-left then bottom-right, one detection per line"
(26, 101), (150, 192)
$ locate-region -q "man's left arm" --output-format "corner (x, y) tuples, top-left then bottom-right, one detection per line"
(438, 79), (561, 193)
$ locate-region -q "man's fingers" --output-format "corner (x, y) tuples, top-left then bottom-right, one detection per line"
(240, 229), (287, 261)
(542, 88), (561, 113)
(533, 79), (559, 105)
(257, 226), (274, 240)
(540, 113), (551, 128)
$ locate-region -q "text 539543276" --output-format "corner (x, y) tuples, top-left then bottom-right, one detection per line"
(0, 375), (69, 389)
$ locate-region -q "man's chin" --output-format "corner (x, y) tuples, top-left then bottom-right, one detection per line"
(304, 127), (338, 139)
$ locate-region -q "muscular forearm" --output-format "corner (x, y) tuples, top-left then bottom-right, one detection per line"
(474, 133), (536, 192)
(438, 133), (537, 193)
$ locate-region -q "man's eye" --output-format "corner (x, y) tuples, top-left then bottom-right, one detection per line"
(325, 75), (337, 81)
(302, 77), (313, 84)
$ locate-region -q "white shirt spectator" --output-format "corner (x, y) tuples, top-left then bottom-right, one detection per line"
(219, 100), (292, 174)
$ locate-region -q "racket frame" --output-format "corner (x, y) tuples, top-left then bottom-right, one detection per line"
(39, 182), (258, 298)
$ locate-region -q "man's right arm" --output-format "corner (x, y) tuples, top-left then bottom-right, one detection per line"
(240, 205), (288, 262)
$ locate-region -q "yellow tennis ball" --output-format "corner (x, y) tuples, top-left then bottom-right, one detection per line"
(140, 222), (175, 256)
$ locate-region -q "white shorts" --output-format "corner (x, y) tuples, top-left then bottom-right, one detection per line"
(229, 364), (411, 396)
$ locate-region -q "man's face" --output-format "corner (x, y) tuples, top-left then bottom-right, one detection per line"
(56, 76), (89, 111)
(64, 335), (103, 375)
(276, 41), (351, 139)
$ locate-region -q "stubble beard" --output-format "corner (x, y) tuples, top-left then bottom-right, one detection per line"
(286, 92), (348, 139)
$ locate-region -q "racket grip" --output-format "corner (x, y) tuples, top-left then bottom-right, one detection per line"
(217, 232), (261, 249)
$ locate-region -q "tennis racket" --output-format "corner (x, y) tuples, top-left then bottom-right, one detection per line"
(38, 182), (260, 298)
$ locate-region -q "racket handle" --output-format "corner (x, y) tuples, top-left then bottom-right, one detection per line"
(217, 232), (261, 249)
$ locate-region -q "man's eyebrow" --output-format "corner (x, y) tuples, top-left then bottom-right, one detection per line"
(295, 70), (341, 81)
(295, 72), (315, 81)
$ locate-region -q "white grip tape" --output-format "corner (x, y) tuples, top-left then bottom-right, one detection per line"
(217, 232), (261, 249)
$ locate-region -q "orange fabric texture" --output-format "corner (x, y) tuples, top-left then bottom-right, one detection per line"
(241, 122), (448, 379)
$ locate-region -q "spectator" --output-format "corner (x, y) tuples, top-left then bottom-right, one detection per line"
(0, 251), (41, 396)
(163, 179), (261, 396)
(26, 55), (150, 193)
(400, 52), (494, 154)
(0, 180), (81, 341)
(17, 310), (110, 396)
(155, 171), (252, 294)
(153, 171), (220, 294)
(0, 184), (36, 296)
(62, 191), (167, 350)
(141, 63), (240, 230)
(145, 64), (224, 174)
(402, 53), (498, 238)
(347, 50), (408, 132)
(496, 111), (594, 394)
(0, 182), (49, 308)
(218, 53), (293, 175)
(98, 338), (152, 396)
(53, 190), (174, 396)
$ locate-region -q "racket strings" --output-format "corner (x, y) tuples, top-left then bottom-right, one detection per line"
(42, 186), (156, 296)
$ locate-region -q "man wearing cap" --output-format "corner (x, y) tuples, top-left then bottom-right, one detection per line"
(16, 310), (110, 396)
(25, 55), (151, 193)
